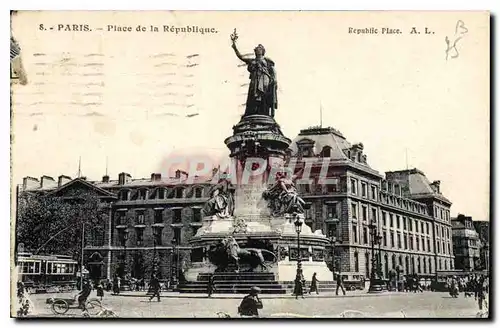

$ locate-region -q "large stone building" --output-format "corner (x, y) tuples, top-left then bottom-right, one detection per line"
(16, 126), (455, 282)
(451, 214), (482, 271)
(473, 221), (490, 271)
(288, 127), (454, 280)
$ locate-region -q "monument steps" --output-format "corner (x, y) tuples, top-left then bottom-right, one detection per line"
(177, 272), (288, 294)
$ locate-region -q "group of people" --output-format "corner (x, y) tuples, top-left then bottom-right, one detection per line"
(448, 274), (489, 311)
(293, 272), (347, 298)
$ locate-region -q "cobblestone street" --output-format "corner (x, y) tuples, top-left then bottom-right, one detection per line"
(25, 291), (485, 318)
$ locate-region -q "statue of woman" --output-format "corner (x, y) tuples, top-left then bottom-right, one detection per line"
(263, 168), (305, 216)
(203, 179), (235, 219)
(230, 29), (278, 117)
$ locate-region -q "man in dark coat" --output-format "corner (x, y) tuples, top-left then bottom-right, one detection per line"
(309, 272), (319, 295)
(336, 273), (346, 296)
(238, 286), (263, 318)
(77, 280), (92, 311)
(207, 274), (215, 298)
(149, 274), (161, 302)
(476, 276), (487, 311)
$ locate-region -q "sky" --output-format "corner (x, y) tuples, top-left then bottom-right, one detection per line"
(11, 11), (490, 220)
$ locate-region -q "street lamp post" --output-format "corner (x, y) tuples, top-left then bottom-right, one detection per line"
(329, 236), (336, 277)
(152, 228), (158, 277)
(368, 221), (384, 293)
(171, 238), (178, 289)
(329, 236), (342, 277)
(293, 216), (304, 298)
(122, 229), (129, 279)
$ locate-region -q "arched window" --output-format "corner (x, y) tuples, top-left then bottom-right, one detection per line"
(175, 187), (184, 199)
(119, 189), (129, 201)
(157, 188), (165, 199)
(138, 188), (147, 200)
(166, 188), (174, 199)
(194, 187), (203, 198)
(320, 146), (332, 158)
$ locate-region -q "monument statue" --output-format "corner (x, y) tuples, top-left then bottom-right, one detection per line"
(207, 236), (276, 273)
(202, 178), (235, 219)
(263, 169), (306, 216)
(230, 29), (278, 118)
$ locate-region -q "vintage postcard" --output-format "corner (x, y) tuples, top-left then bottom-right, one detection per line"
(10, 10), (490, 318)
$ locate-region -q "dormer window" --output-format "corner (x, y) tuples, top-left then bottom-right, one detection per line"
(194, 187), (203, 198)
(119, 189), (129, 201)
(296, 138), (315, 157)
(157, 188), (165, 199)
(320, 146), (332, 158)
(138, 189), (147, 200)
(175, 187), (184, 198)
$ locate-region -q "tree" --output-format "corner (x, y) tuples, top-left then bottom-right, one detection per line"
(16, 190), (105, 261)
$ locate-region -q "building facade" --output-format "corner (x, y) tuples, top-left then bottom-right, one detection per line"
(473, 221), (490, 271)
(287, 127), (454, 280)
(451, 214), (481, 271)
(17, 126), (455, 282)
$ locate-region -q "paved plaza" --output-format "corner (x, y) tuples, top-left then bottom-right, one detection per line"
(24, 291), (486, 318)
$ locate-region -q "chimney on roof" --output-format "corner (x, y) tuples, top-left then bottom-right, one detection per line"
(151, 173), (162, 181)
(102, 175), (110, 183)
(58, 175), (71, 187)
(22, 176), (39, 190)
(40, 176), (57, 189)
(118, 172), (132, 185)
(80, 176), (87, 181)
(430, 180), (441, 194)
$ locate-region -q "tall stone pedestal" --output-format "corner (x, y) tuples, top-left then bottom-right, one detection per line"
(183, 114), (333, 292)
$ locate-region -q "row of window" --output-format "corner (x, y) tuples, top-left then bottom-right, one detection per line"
(379, 192), (428, 215)
(18, 261), (76, 275)
(353, 252), (453, 276)
(351, 202), (433, 235)
(351, 222), (452, 255)
(434, 206), (451, 222)
(118, 186), (205, 201)
(350, 178), (378, 201)
(300, 181), (339, 194)
(116, 208), (202, 226)
(116, 225), (199, 247)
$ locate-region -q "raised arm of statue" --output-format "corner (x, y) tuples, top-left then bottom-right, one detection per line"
(230, 29), (251, 64)
(231, 42), (251, 64)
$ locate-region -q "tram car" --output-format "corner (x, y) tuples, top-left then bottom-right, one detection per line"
(16, 252), (78, 293)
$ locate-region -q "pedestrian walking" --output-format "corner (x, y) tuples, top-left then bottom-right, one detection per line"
(207, 274), (215, 298)
(238, 286), (263, 318)
(335, 273), (346, 296)
(96, 280), (104, 301)
(112, 275), (120, 295)
(293, 269), (305, 299)
(309, 272), (319, 295)
(477, 276), (487, 311)
(149, 274), (161, 302)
